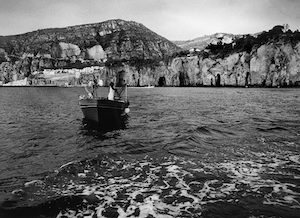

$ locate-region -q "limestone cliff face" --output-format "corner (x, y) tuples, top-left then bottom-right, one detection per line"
(2, 42), (299, 87)
(87, 45), (107, 61)
(164, 25), (300, 87)
(165, 52), (251, 86)
(111, 55), (244, 87)
(249, 43), (300, 86)
(0, 22), (300, 87)
(111, 41), (299, 87)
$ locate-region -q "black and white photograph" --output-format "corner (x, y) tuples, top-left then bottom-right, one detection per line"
(0, 0), (299, 217)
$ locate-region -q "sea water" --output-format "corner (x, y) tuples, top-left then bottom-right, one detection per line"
(0, 87), (299, 217)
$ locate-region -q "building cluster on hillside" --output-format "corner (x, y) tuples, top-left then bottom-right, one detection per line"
(1, 66), (105, 87)
(40, 66), (105, 86)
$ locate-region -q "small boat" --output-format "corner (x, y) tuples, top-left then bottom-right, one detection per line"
(79, 71), (130, 130)
(79, 97), (129, 130)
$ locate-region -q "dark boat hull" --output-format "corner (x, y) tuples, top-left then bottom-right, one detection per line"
(79, 98), (129, 130)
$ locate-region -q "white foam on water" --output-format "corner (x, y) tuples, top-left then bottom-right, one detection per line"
(78, 173), (86, 178)
(194, 180), (219, 202)
(50, 158), (204, 217)
(59, 161), (75, 169)
(139, 161), (151, 167)
(24, 179), (45, 187)
(289, 155), (300, 164)
(219, 161), (262, 181)
(160, 161), (175, 166)
(220, 183), (236, 195)
(43, 152), (299, 217)
(181, 189), (199, 204)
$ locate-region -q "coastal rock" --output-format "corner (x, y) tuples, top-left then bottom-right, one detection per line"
(20, 57), (32, 77)
(0, 19), (180, 85)
(39, 57), (55, 69)
(58, 42), (81, 59)
(164, 52), (250, 86)
(159, 42), (299, 87)
(0, 21), (299, 87)
(0, 62), (14, 83)
(75, 42), (299, 87)
(249, 42), (300, 86)
(0, 48), (9, 63)
(87, 45), (106, 61)
(287, 42), (300, 84)
(170, 56), (201, 86)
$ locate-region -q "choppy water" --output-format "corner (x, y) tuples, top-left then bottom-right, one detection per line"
(0, 87), (299, 218)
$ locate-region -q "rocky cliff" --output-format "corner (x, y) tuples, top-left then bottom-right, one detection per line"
(102, 26), (300, 87)
(168, 26), (300, 87)
(160, 42), (299, 87)
(97, 42), (300, 87)
(0, 22), (300, 87)
(0, 19), (179, 83)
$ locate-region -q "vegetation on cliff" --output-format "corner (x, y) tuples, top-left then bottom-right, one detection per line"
(206, 25), (300, 59)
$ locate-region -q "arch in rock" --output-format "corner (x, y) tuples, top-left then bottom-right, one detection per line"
(158, 76), (166, 87)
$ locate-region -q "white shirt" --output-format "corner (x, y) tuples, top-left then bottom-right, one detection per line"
(108, 87), (115, 100)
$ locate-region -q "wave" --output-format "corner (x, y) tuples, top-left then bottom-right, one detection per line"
(256, 126), (289, 132)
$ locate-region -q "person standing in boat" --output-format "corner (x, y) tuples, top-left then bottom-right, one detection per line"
(84, 75), (98, 98)
(108, 82), (116, 100)
(115, 79), (127, 101)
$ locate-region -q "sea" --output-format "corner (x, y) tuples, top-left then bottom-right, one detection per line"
(0, 87), (299, 218)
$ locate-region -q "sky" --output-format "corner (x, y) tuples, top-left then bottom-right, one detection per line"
(0, 0), (299, 40)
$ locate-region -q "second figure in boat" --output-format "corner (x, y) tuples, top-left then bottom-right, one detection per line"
(108, 79), (127, 101)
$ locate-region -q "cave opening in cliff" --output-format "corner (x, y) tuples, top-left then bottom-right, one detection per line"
(179, 72), (184, 86)
(245, 72), (250, 86)
(158, 77), (166, 87)
(216, 74), (221, 86)
(179, 71), (189, 86)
